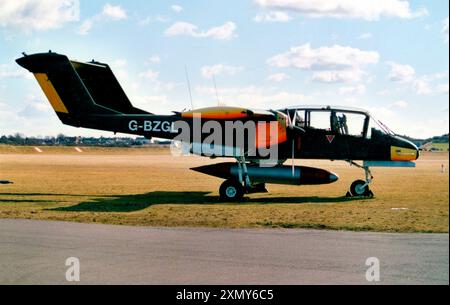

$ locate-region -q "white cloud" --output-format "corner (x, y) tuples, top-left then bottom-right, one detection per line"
(443, 17), (449, 43)
(139, 69), (160, 82)
(156, 15), (171, 23)
(0, 0), (79, 31)
(268, 44), (379, 70)
(390, 100), (408, 108)
(171, 5), (183, 13)
(76, 3), (127, 35)
(367, 102), (409, 125)
(413, 80), (449, 96)
(254, 0), (428, 21)
(19, 101), (53, 118)
(267, 73), (290, 82)
(77, 19), (93, 35)
(102, 59), (128, 81)
(268, 43), (379, 83)
(201, 64), (244, 79)
(139, 15), (171, 26)
(386, 63), (448, 95)
(254, 11), (291, 23)
(358, 32), (372, 39)
(0, 64), (30, 79)
(102, 4), (127, 20)
(132, 95), (169, 111)
(387, 62), (415, 82)
(423, 71), (449, 82)
(377, 89), (390, 96)
(437, 83), (449, 94)
(195, 85), (310, 109)
(164, 21), (196, 36)
(131, 79), (176, 97)
(413, 79), (432, 95)
(201, 22), (237, 40)
(147, 55), (161, 65)
(312, 70), (366, 83)
(111, 59), (127, 69)
(138, 17), (152, 26)
(115, 62), (175, 99)
(164, 21), (237, 40)
(338, 84), (366, 95)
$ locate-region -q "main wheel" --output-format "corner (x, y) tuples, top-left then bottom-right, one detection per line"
(350, 179), (370, 197)
(219, 179), (244, 201)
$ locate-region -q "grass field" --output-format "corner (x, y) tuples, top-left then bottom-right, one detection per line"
(0, 145), (448, 232)
(430, 143), (449, 151)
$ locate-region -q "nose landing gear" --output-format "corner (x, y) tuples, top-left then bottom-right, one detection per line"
(349, 179), (373, 197)
(346, 161), (374, 198)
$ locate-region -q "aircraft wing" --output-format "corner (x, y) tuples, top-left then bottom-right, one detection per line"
(180, 107), (276, 120)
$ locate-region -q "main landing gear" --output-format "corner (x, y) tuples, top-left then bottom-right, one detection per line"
(219, 179), (244, 201)
(219, 156), (267, 201)
(346, 161), (374, 198)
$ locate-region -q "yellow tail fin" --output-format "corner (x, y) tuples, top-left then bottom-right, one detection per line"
(34, 73), (69, 114)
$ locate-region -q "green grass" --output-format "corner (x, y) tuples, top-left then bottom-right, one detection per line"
(430, 143), (449, 151)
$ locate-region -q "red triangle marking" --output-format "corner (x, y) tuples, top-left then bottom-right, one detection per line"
(326, 135), (335, 143)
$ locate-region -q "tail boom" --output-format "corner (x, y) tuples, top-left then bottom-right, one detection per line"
(16, 52), (151, 131)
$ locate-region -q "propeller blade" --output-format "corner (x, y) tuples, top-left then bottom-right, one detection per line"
(292, 139), (295, 176)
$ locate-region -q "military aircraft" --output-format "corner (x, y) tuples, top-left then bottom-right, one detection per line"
(16, 52), (419, 201)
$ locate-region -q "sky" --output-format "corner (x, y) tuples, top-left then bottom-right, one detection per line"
(0, 0), (448, 139)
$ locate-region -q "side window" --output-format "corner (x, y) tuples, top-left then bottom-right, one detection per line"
(308, 110), (367, 136)
(309, 111), (331, 130)
(367, 118), (388, 139)
(335, 112), (366, 137)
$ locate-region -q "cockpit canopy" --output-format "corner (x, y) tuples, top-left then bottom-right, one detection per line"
(280, 105), (394, 138)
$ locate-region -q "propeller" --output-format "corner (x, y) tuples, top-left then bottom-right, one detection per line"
(292, 139), (295, 176)
(285, 109), (304, 176)
(286, 109), (305, 133)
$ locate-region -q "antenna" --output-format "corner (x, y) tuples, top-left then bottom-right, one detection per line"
(212, 75), (220, 106)
(184, 65), (194, 110)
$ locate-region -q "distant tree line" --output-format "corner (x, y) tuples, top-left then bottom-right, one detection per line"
(397, 133), (448, 147)
(0, 134), (163, 147)
(1, 133), (447, 147)
(427, 134), (449, 143)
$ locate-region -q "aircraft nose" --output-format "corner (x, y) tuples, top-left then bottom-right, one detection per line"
(390, 136), (420, 161)
(407, 140), (420, 161)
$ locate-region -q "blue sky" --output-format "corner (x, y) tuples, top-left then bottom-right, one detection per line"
(0, 0), (448, 138)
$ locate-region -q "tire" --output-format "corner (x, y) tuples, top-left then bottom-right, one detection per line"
(350, 179), (370, 197)
(219, 179), (244, 201)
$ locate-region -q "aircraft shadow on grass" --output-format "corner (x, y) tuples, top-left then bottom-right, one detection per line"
(39, 191), (369, 213)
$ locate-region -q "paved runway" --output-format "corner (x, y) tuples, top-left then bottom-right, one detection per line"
(0, 219), (448, 284)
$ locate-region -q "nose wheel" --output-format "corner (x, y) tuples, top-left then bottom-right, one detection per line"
(349, 179), (373, 197)
(346, 161), (374, 198)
